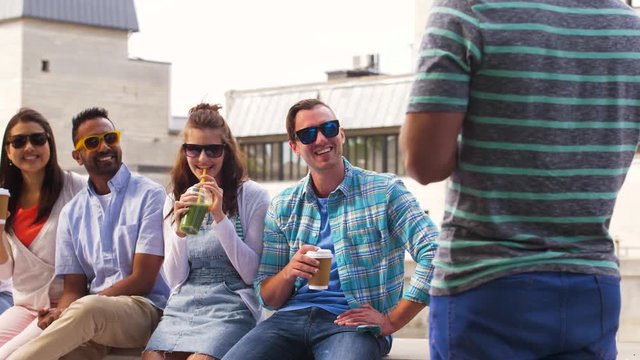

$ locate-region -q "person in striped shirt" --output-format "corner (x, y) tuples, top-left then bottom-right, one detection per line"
(224, 99), (438, 360)
(401, 0), (640, 359)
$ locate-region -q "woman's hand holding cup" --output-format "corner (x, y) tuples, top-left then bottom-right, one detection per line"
(197, 175), (224, 223)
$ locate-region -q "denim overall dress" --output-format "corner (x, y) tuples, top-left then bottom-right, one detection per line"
(145, 212), (255, 358)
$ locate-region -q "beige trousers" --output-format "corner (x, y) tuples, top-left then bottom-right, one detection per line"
(7, 295), (161, 360)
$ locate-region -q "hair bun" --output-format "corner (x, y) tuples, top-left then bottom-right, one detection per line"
(189, 103), (222, 114)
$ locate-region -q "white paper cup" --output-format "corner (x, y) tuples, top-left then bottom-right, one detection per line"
(0, 188), (10, 222)
(307, 249), (333, 290)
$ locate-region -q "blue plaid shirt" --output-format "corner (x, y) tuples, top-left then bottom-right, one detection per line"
(255, 159), (439, 314)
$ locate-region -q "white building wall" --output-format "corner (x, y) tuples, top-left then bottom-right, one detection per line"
(17, 18), (178, 173)
(0, 20), (23, 141)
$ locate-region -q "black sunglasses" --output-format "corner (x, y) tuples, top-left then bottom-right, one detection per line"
(295, 120), (340, 145)
(6, 132), (49, 149)
(182, 143), (226, 158)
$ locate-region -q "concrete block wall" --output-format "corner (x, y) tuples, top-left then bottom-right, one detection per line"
(2, 18), (175, 174)
(0, 20), (23, 139)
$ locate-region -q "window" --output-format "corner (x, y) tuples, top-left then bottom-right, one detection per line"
(240, 132), (404, 181)
(41, 60), (50, 72)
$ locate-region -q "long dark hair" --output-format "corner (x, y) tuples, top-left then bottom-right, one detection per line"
(167, 103), (247, 220)
(0, 108), (64, 231)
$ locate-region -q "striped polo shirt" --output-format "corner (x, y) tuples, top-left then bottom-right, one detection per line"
(407, 0), (640, 295)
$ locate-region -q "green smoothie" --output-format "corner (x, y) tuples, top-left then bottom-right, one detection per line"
(179, 203), (210, 235)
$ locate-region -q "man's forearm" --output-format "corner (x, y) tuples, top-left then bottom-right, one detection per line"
(400, 112), (464, 184)
(97, 253), (163, 297)
(259, 272), (296, 309)
(56, 274), (90, 310)
(387, 299), (427, 334)
(98, 274), (154, 297)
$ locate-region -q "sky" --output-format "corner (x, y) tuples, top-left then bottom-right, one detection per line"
(129, 0), (416, 116)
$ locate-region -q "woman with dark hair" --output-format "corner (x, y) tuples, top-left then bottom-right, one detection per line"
(143, 103), (270, 360)
(0, 108), (84, 358)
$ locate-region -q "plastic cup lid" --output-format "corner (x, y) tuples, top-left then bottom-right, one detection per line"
(0, 188), (9, 197)
(307, 249), (332, 258)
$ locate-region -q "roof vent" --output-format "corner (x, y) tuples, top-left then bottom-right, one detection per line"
(326, 53), (382, 81)
(352, 54), (380, 72)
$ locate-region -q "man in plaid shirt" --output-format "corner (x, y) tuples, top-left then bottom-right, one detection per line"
(224, 99), (438, 360)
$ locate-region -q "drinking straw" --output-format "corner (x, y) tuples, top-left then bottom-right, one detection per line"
(197, 168), (206, 203)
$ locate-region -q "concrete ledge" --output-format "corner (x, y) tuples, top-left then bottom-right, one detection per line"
(387, 338), (428, 359)
(102, 338), (429, 360)
(102, 340), (640, 360)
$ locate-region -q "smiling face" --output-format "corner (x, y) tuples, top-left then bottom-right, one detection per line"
(72, 117), (122, 180)
(184, 127), (225, 182)
(289, 104), (345, 175)
(5, 120), (51, 176)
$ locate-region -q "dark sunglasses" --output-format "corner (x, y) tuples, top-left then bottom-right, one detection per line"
(6, 132), (49, 149)
(75, 130), (121, 152)
(182, 143), (226, 158)
(295, 120), (340, 145)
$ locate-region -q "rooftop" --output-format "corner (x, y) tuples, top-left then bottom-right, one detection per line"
(0, 0), (138, 32)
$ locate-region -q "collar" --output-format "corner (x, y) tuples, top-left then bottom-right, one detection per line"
(87, 163), (131, 196)
(302, 158), (354, 202)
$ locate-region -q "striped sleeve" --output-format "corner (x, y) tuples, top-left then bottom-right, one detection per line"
(408, 0), (481, 113)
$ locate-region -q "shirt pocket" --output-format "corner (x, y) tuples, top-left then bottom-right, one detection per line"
(344, 226), (388, 267)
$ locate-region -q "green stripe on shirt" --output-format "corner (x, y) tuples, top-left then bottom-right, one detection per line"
(435, 251), (566, 271)
(425, 27), (482, 60)
(437, 239), (531, 249)
(416, 72), (470, 82)
(431, 258), (618, 289)
(481, 23), (640, 36)
(478, 69), (640, 83)
(446, 206), (610, 223)
(473, 2), (636, 16)
(421, 49), (471, 72)
(470, 116), (640, 129)
(459, 162), (629, 176)
(511, 234), (610, 243)
(485, 46), (640, 59)
(464, 138), (637, 152)
(409, 95), (468, 106)
(449, 182), (619, 200)
(431, 7), (480, 26)
(471, 90), (640, 106)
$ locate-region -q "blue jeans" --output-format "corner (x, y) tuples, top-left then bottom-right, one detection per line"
(0, 291), (13, 315)
(223, 307), (390, 360)
(430, 272), (620, 360)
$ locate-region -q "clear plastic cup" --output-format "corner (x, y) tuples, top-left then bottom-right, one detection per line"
(178, 185), (213, 235)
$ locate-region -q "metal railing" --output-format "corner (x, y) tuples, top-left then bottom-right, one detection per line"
(614, 238), (640, 258)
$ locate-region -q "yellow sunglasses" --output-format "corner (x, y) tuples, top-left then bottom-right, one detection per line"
(75, 130), (121, 151)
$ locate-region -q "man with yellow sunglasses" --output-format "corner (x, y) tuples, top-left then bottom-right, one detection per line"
(10, 107), (169, 360)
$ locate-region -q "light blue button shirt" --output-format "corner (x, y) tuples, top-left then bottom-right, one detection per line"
(56, 164), (170, 309)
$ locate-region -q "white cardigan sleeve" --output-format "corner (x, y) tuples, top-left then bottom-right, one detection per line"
(161, 196), (190, 291)
(215, 180), (270, 285)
